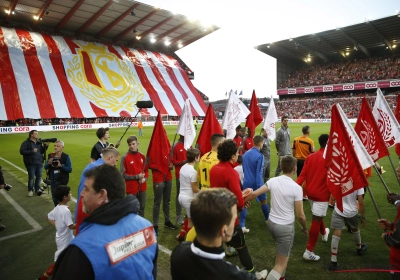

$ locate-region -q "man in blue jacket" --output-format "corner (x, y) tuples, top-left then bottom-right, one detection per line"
(243, 135), (269, 223)
(52, 164), (158, 279)
(20, 130), (47, 197)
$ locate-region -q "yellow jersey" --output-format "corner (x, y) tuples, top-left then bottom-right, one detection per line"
(185, 227), (197, 242)
(197, 150), (219, 190)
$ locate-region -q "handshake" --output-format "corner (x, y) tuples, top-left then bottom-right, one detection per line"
(2, 184), (12, 191)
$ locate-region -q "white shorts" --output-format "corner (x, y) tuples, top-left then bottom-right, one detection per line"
(308, 200), (328, 217)
(55, 235), (74, 261)
(178, 195), (193, 218)
(54, 244), (68, 261)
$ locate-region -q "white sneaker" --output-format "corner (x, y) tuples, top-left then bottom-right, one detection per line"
(28, 191), (33, 197)
(255, 269), (268, 280)
(303, 250), (320, 261)
(242, 227), (250, 233)
(321, 228), (330, 242)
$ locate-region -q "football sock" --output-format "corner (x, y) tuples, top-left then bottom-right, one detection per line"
(236, 246), (254, 272)
(239, 208), (247, 228)
(40, 263), (55, 279)
(306, 219), (321, 252)
(331, 235), (340, 262)
(320, 220), (326, 235)
(179, 218), (189, 238)
(261, 203), (270, 221)
(352, 230), (362, 249)
(266, 269), (281, 280)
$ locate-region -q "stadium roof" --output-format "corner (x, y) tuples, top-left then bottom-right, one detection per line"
(257, 14), (400, 66)
(0, 0), (219, 53)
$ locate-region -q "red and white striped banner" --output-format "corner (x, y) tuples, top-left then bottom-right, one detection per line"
(277, 80), (400, 95)
(0, 27), (207, 120)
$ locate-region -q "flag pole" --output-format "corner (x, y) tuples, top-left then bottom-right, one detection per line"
(137, 157), (150, 195)
(366, 186), (382, 219)
(386, 155), (400, 187)
(373, 165), (391, 194)
(170, 133), (178, 155)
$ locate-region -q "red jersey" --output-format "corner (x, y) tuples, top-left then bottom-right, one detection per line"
(233, 135), (242, 148)
(148, 163), (172, 183)
(242, 136), (253, 153)
(296, 148), (330, 202)
(172, 141), (188, 178)
(121, 151), (148, 194)
(210, 161), (244, 226)
(233, 135), (243, 155)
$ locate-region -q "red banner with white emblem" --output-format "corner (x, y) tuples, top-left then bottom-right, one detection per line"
(325, 104), (369, 212)
(0, 27), (207, 120)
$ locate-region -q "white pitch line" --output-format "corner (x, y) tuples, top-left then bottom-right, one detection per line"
(0, 156), (28, 173)
(0, 157), (172, 255)
(0, 189), (42, 242)
(0, 156), (77, 203)
(159, 244), (172, 255)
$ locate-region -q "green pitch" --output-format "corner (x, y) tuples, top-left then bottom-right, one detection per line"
(0, 123), (399, 279)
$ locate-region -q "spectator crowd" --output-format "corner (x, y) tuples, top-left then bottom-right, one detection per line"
(280, 55), (400, 89)
(275, 91), (399, 119)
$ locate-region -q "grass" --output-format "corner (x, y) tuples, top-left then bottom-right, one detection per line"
(0, 123), (399, 279)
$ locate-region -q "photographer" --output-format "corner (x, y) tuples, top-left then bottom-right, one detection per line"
(20, 130), (47, 197)
(44, 141), (72, 206)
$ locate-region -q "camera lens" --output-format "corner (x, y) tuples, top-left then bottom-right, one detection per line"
(36, 184), (48, 196)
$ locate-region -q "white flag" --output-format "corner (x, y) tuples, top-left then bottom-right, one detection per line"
(262, 97), (279, 141)
(176, 99), (196, 150)
(222, 92), (250, 139)
(337, 104), (374, 169)
(372, 88), (400, 148)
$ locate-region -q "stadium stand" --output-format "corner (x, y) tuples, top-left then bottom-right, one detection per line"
(279, 55), (400, 89)
(275, 92), (398, 119)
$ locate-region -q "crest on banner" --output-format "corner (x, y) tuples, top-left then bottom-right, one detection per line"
(376, 108), (396, 147)
(66, 42), (145, 114)
(227, 102), (242, 130)
(327, 132), (354, 195)
(359, 119), (379, 160)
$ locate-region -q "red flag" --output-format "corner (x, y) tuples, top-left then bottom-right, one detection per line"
(245, 90), (263, 136)
(146, 111), (171, 175)
(354, 97), (389, 162)
(395, 95), (400, 156)
(372, 88), (400, 147)
(325, 104), (369, 212)
(196, 104), (223, 156)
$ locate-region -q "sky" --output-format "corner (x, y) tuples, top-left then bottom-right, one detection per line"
(139, 0), (400, 101)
